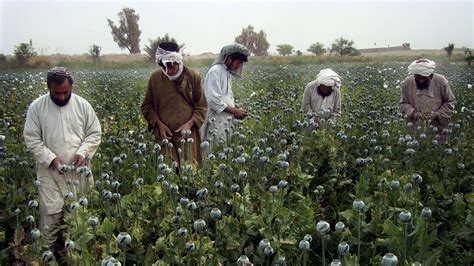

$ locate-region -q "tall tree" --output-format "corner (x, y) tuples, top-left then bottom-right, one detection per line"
(235, 25), (270, 56)
(89, 44), (101, 62)
(14, 39), (37, 65)
(330, 37), (360, 56)
(308, 42), (326, 55)
(107, 7), (141, 54)
(444, 43), (454, 57)
(276, 44), (294, 56)
(144, 34), (185, 62)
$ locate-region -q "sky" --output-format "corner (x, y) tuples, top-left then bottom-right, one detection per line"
(0, 0), (472, 55)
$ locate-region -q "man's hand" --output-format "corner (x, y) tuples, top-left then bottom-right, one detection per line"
(232, 107), (248, 120)
(158, 121), (173, 140)
(411, 111), (423, 120)
(73, 154), (86, 167)
(50, 157), (66, 173)
(428, 112), (440, 125)
(175, 119), (194, 134)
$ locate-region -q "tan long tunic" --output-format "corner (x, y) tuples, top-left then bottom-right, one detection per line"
(141, 67), (207, 165)
(399, 73), (456, 137)
(24, 93), (101, 215)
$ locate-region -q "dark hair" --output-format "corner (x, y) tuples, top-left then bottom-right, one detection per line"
(47, 67), (74, 88)
(159, 42), (179, 53)
(228, 52), (248, 62)
(157, 42), (180, 68)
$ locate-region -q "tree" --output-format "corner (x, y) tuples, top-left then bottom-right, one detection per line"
(14, 39), (37, 65)
(296, 50), (302, 56)
(330, 37), (360, 56)
(308, 42), (326, 55)
(144, 34), (185, 62)
(444, 43), (454, 57)
(276, 44), (294, 56)
(235, 25), (270, 56)
(464, 48), (473, 66)
(107, 7), (141, 54)
(89, 44), (101, 62)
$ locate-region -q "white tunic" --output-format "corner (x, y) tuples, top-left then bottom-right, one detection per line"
(24, 93), (101, 215)
(201, 64), (235, 143)
(302, 80), (341, 120)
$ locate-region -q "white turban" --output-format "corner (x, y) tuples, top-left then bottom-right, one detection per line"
(315, 68), (342, 89)
(408, 59), (436, 77)
(155, 47), (184, 81)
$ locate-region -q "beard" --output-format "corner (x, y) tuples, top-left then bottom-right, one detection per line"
(415, 79), (431, 90)
(50, 93), (71, 106)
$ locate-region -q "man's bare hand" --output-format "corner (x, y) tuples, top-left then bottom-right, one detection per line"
(158, 121), (173, 140)
(233, 108), (248, 120)
(50, 157), (66, 173)
(411, 111), (423, 120)
(73, 154), (86, 167)
(175, 119), (194, 133)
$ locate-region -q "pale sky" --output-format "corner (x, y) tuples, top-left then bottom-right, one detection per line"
(0, 0), (472, 55)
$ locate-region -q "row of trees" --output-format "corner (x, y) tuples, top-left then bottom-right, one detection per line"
(106, 8), (360, 58)
(274, 38), (361, 56)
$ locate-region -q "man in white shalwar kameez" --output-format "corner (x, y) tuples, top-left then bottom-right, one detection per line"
(201, 44), (251, 145)
(302, 68), (342, 123)
(399, 59), (456, 142)
(23, 67), (101, 255)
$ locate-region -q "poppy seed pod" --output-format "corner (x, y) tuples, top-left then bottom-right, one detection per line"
(316, 220), (330, 235)
(278, 180), (288, 188)
(30, 228), (41, 240)
(411, 174), (423, 184)
(237, 255), (251, 266)
(352, 199), (365, 211)
(269, 185), (278, 193)
(70, 202), (80, 211)
(180, 197), (189, 206)
(258, 239), (271, 253)
(210, 208), (222, 220)
(26, 215), (35, 224)
(335, 222), (345, 232)
(41, 250), (54, 263)
(277, 256), (286, 266)
(185, 242), (195, 253)
(79, 197), (88, 207)
(169, 184), (179, 194)
(65, 240), (75, 250)
(88, 216), (99, 227)
(214, 180), (223, 189)
(421, 207), (432, 219)
(177, 227), (187, 237)
(391, 180), (400, 190)
(231, 184), (240, 193)
(193, 219), (206, 233)
(264, 246), (274, 256)
(299, 239), (310, 251)
(28, 200), (38, 209)
(187, 201), (197, 211)
(399, 210), (412, 223)
(338, 242), (350, 255)
(381, 253), (398, 266)
(117, 232), (131, 247)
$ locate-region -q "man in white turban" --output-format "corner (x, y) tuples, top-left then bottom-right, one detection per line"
(141, 42), (207, 166)
(302, 68), (342, 122)
(201, 43), (251, 145)
(399, 59), (456, 141)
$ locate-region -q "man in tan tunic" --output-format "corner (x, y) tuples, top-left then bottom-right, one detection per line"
(399, 59), (456, 142)
(141, 42), (207, 165)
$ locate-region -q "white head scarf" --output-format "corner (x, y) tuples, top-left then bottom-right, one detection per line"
(408, 59), (436, 77)
(315, 68), (342, 90)
(155, 47), (184, 81)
